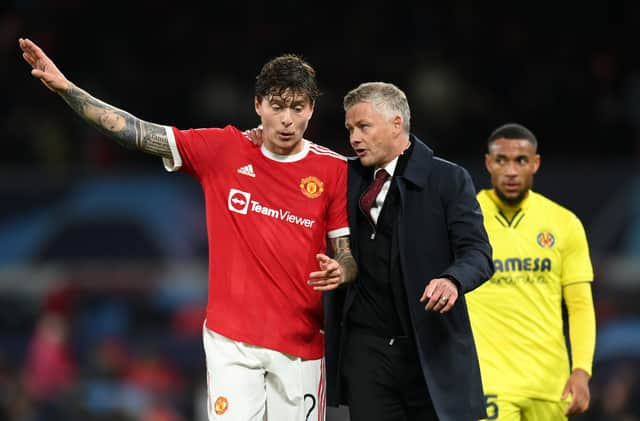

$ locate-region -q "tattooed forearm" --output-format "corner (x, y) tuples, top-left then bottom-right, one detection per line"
(136, 120), (172, 156)
(59, 84), (171, 158)
(331, 236), (358, 285)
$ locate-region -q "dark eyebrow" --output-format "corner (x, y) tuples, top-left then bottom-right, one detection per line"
(269, 97), (308, 107)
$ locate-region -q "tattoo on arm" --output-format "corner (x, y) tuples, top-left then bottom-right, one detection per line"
(331, 236), (358, 284)
(60, 84), (172, 158)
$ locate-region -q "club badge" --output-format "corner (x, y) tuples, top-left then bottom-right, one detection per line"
(536, 231), (555, 248)
(214, 396), (229, 415)
(300, 176), (324, 199)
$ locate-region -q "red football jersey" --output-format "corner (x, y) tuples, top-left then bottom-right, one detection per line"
(163, 125), (349, 359)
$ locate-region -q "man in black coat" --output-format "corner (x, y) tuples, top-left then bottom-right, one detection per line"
(325, 82), (494, 421)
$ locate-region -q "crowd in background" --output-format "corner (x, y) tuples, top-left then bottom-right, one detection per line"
(2, 1), (640, 420)
(2, 2), (640, 168)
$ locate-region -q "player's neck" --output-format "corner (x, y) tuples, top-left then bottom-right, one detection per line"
(489, 189), (530, 218)
(261, 139), (309, 162)
(263, 140), (304, 156)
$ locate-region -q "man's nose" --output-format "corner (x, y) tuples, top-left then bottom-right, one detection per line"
(504, 161), (518, 175)
(281, 109), (293, 126)
(349, 130), (361, 145)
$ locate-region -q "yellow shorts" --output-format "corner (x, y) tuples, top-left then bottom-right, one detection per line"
(480, 392), (568, 421)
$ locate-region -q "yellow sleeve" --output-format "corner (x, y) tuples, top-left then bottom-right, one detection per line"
(561, 216), (594, 285)
(563, 282), (596, 376)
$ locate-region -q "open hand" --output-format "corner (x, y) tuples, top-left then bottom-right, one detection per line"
(243, 125), (264, 146)
(19, 37), (71, 92)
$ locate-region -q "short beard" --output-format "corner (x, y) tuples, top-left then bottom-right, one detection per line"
(495, 188), (528, 207)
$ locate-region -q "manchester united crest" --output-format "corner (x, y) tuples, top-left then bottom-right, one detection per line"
(300, 176), (324, 198)
(214, 396), (229, 415)
(536, 231), (555, 248)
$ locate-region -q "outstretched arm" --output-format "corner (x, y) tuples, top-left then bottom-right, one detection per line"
(19, 37), (171, 158)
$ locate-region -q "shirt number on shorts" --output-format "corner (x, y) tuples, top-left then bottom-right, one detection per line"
(304, 393), (316, 421)
(485, 394), (499, 420)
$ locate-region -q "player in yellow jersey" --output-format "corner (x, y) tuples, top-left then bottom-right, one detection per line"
(466, 123), (596, 420)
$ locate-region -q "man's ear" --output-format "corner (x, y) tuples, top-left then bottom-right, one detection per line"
(307, 101), (315, 121)
(532, 154), (541, 174)
(484, 153), (492, 173)
(255, 97), (262, 116)
(392, 115), (403, 135)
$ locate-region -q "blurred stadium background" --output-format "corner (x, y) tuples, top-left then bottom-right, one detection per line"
(2, 2), (639, 420)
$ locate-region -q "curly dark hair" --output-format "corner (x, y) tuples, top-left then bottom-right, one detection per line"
(255, 54), (321, 102)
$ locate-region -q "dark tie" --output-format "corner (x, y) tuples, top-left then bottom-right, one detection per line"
(360, 169), (390, 221)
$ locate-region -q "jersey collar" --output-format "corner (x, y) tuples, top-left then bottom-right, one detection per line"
(260, 139), (310, 162)
(486, 189), (534, 227)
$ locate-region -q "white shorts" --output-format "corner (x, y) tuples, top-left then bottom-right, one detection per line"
(203, 326), (325, 421)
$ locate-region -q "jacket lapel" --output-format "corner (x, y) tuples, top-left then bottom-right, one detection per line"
(397, 135), (434, 191)
(347, 157), (371, 259)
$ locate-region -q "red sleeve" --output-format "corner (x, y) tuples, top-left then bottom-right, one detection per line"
(326, 158), (349, 238)
(163, 125), (240, 180)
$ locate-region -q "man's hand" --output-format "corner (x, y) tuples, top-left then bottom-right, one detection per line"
(243, 125), (264, 146)
(562, 368), (591, 416)
(19, 38), (71, 92)
(419, 277), (459, 313)
(308, 253), (346, 291)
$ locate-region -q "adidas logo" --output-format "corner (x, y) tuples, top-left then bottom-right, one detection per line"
(237, 164), (256, 177)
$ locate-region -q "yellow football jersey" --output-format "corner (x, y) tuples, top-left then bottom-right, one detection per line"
(467, 190), (594, 401)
